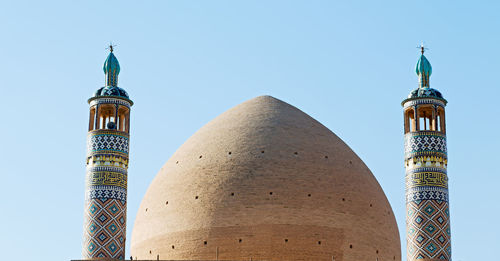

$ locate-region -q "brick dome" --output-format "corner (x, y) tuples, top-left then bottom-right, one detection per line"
(130, 96), (401, 261)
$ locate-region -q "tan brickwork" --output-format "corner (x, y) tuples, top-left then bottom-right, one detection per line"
(130, 96), (401, 261)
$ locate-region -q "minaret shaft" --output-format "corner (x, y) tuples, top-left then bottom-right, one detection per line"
(82, 50), (132, 260)
(403, 52), (451, 261)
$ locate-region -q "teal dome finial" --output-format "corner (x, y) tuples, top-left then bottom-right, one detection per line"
(91, 44), (131, 102)
(404, 45), (446, 102)
(415, 45), (432, 88)
(103, 45), (120, 87)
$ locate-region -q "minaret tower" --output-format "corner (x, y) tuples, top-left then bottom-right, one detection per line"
(82, 46), (133, 259)
(402, 47), (451, 260)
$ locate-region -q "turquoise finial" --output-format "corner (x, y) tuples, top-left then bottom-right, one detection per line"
(103, 44), (120, 87)
(403, 45), (445, 102)
(415, 45), (432, 88)
(91, 44), (131, 101)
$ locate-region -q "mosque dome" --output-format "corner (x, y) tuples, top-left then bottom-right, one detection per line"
(130, 96), (401, 261)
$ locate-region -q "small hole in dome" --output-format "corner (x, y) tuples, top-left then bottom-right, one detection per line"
(195, 196), (199, 199)
(149, 250), (151, 254)
(350, 244), (353, 249)
(171, 245), (175, 249)
(228, 152), (232, 155)
(285, 239), (288, 243)
(231, 193), (234, 196)
(294, 152), (298, 155)
(376, 250), (379, 254)
(308, 194), (311, 197)
(204, 241), (207, 245)
(145, 208), (148, 212)
(176, 161), (179, 164)
(239, 239), (242, 243)
(325, 155), (328, 159)
(199, 155), (202, 159)
(342, 198), (345, 201)
(318, 241), (321, 245)
(166, 201), (169, 205)
(269, 192), (273, 195)
(349, 160), (352, 164)
(261, 150), (265, 153)
(370, 204), (373, 207)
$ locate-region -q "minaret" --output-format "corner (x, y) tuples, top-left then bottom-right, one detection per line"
(82, 46), (133, 259)
(402, 47), (451, 260)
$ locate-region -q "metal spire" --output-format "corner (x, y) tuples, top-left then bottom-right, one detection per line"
(417, 42), (428, 54)
(106, 42), (116, 53)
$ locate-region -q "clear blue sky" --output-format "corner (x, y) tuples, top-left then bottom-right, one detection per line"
(0, 1), (497, 260)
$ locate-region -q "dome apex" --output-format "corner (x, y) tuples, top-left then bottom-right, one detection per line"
(131, 96), (400, 261)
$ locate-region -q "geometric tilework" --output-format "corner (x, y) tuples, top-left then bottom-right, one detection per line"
(406, 186), (449, 202)
(405, 132), (447, 158)
(83, 114), (130, 259)
(89, 166), (128, 175)
(406, 199), (451, 260)
(82, 198), (126, 259)
(86, 185), (127, 201)
(406, 166), (447, 175)
(87, 154), (129, 169)
(88, 131), (129, 155)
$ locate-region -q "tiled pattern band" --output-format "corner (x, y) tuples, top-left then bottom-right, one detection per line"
(82, 129), (129, 259)
(405, 129), (451, 261)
